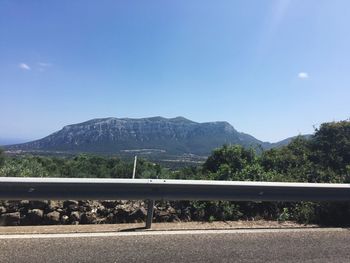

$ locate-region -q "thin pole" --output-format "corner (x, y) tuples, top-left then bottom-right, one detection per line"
(132, 155), (137, 179)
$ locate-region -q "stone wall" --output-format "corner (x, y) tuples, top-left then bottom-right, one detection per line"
(0, 200), (192, 226)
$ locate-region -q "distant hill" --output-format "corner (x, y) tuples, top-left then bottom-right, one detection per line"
(4, 116), (301, 158)
(266, 134), (312, 149)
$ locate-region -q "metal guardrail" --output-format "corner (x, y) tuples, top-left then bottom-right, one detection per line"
(1, 177), (350, 228)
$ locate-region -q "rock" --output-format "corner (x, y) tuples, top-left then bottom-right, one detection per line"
(96, 217), (107, 224)
(19, 206), (29, 214)
(0, 206), (7, 214)
(83, 206), (92, 212)
(157, 204), (167, 211)
(29, 200), (49, 209)
(80, 206), (92, 212)
(63, 200), (79, 212)
(97, 205), (108, 216)
(156, 210), (170, 222)
(169, 214), (180, 222)
(101, 200), (116, 208)
(32, 209), (44, 217)
(167, 207), (176, 214)
(4, 201), (21, 213)
(80, 212), (97, 224)
(106, 213), (115, 224)
(63, 200), (79, 208)
(114, 209), (130, 223)
(77, 206), (88, 213)
(20, 200), (30, 207)
(47, 201), (62, 212)
(27, 209), (44, 225)
(61, 215), (69, 224)
(0, 212), (21, 226)
(67, 204), (78, 212)
(116, 203), (134, 213)
(129, 207), (147, 222)
(19, 201), (30, 214)
(180, 207), (192, 222)
(46, 211), (60, 224)
(70, 211), (81, 223)
(78, 200), (89, 206)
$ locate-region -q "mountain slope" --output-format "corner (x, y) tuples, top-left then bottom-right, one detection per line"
(6, 117), (269, 156)
(267, 134), (313, 149)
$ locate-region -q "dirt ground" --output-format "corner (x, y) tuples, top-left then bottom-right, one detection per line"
(0, 220), (317, 235)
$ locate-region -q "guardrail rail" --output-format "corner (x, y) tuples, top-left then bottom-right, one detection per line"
(1, 177), (350, 228)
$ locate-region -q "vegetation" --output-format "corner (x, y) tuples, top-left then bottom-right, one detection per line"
(1, 120), (349, 225)
(0, 154), (168, 179)
(0, 148), (5, 167)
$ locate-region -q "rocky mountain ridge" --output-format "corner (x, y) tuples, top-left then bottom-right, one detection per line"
(4, 116), (296, 157)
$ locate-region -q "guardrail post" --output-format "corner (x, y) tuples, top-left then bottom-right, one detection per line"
(132, 156), (137, 179)
(145, 199), (155, 229)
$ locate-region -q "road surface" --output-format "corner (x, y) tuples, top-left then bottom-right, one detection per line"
(1, 228), (350, 262)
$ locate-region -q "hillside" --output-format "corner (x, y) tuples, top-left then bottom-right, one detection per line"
(5, 117), (274, 157)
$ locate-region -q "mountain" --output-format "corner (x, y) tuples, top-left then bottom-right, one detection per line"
(5, 117), (275, 157)
(267, 134), (312, 149)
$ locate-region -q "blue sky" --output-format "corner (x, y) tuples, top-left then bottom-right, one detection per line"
(0, 0), (349, 143)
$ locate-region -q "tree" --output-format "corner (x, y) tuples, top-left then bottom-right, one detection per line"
(260, 136), (313, 182)
(203, 145), (257, 180)
(0, 148), (5, 167)
(310, 120), (350, 175)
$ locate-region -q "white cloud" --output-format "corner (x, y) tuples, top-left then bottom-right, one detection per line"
(298, 72), (309, 79)
(38, 62), (52, 67)
(19, 63), (31, 70)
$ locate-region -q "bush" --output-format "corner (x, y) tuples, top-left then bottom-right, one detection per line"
(0, 148), (5, 167)
(278, 208), (290, 222)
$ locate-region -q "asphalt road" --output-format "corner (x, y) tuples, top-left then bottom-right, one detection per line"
(1, 228), (350, 263)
